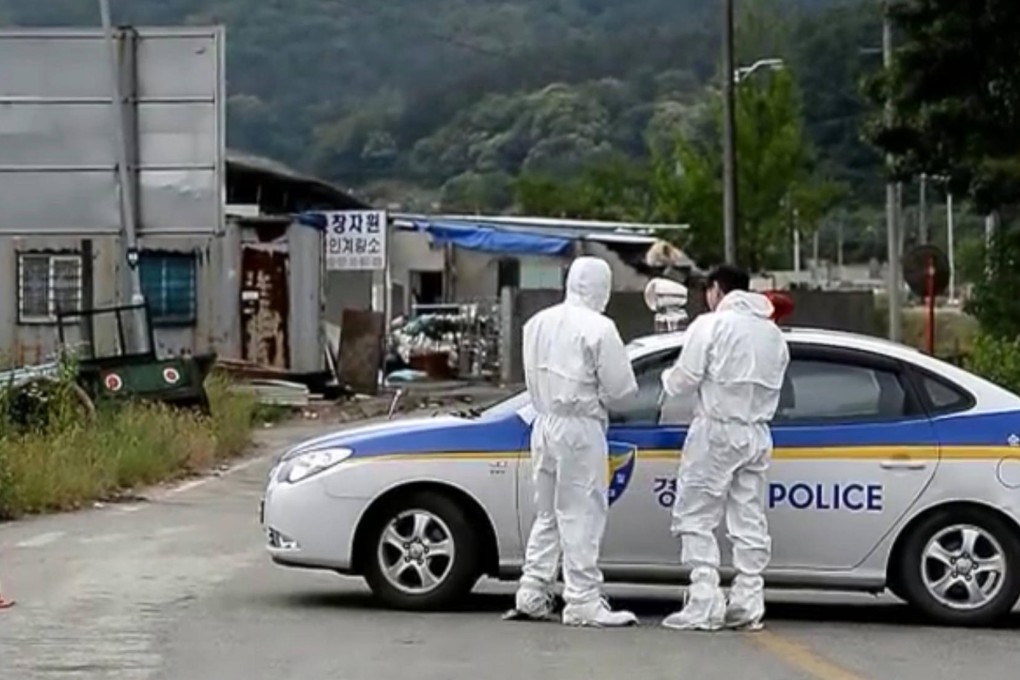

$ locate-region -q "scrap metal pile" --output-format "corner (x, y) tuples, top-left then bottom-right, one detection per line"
(387, 303), (500, 382)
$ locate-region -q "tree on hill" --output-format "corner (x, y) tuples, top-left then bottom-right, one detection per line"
(514, 67), (844, 271)
(515, 154), (656, 221)
(867, 0), (1020, 339)
(655, 69), (845, 271)
(0, 0), (877, 210)
(866, 0), (1020, 214)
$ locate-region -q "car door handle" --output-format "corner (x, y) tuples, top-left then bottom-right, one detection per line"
(880, 459), (927, 470)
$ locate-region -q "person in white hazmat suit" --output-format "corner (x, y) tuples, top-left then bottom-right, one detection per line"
(511, 256), (640, 627)
(660, 264), (789, 631)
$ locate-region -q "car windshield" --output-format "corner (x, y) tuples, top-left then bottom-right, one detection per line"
(480, 390), (529, 418)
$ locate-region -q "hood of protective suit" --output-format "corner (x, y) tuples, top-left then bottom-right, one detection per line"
(564, 257), (612, 313)
(716, 290), (774, 319)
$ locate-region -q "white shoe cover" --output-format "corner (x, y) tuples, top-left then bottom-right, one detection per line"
(506, 587), (555, 621)
(562, 598), (638, 628)
(724, 577), (765, 631)
(661, 568), (726, 631)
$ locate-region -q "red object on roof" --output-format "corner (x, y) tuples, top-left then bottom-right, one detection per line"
(763, 290), (794, 323)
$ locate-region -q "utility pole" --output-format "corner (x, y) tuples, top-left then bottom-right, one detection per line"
(837, 218), (845, 281)
(793, 224), (801, 273)
(99, 0), (146, 341)
(918, 173), (928, 244)
(722, 0), (739, 265)
(883, 2), (903, 342)
(812, 228), (820, 283)
(897, 182), (906, 256)
(947, 191), (956, 303)
(985, 213), (997, 278)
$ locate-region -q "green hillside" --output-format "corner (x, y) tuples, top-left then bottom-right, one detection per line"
(0, 0), (879, 210)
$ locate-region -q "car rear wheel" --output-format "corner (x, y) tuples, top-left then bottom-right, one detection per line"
(362, 491), (481, 610)
(897, 507), (1020, 626)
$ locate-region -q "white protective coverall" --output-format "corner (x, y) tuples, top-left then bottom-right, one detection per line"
(660, 290), (789, 631)
(514, 257), (639, 627)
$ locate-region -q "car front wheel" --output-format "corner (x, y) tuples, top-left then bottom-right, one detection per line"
(898, 507), (1020, 626)
(362, 491), (481, 610)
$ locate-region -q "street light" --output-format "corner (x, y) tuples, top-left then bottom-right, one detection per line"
(881, 0), (902, 342)
(721, 47), (785, 268)
(98, 0), (147, 346)
(740, 57), (792, 275)
(721, 0), (738, 265)
(734, 58), (785, 84)
(861, 8), (903, 341)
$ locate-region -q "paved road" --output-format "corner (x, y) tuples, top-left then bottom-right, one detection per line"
(2, 420), (1019, 680)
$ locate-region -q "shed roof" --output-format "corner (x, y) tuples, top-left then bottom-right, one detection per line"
(226, 149), (369, 212)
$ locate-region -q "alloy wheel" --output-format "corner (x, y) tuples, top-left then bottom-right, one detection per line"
(921, 524), (1006, 611)
(376, 509), (456, 595)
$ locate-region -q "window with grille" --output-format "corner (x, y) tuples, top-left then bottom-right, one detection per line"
(139, 251), (198, 326)
(17, 253), (83, 323)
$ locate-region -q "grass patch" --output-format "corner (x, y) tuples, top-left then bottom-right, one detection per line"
(872, 296), (979, 360)
(900, 307), (979, 359)
(0, 370), (259, 520)
(964, 333), (1020, 395)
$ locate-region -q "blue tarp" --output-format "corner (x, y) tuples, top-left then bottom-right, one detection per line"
(296, 212), (328, 230)
(412, 219), (572, 256)
(296, 212), (573, 256)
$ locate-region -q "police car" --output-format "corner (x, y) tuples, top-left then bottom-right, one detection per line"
(261, 327), (1020, 627)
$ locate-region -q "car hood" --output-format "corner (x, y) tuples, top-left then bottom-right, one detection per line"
(279, 412), (528, 462)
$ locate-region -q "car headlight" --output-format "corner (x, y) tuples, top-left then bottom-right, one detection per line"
(279, 447), (353, 484)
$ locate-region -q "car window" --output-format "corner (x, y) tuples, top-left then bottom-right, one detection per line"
(494, 342), (679, 421)
(609, 349), (684, 426)
(916, 372), (972, 414)
(776, 358), (908, 423)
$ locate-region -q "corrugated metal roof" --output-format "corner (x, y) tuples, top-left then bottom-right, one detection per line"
(226, 149), (369, 209)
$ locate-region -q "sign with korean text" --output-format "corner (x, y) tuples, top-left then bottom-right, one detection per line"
(324, 210), (387, 271)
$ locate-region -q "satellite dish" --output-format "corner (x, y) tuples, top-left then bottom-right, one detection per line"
(902, 245), (950, 298)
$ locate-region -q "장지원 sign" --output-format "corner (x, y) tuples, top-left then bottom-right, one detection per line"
(324, 210), (387, 271)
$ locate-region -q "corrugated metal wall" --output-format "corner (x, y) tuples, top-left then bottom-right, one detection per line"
(0, 233), (229, 365)
(0, 27), (237, 367)
(0, 27), (225, 237)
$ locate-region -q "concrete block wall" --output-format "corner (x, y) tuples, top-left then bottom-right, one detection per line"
(501, 287), (876, 383)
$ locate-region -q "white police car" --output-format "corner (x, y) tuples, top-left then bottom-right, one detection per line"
(261, 327), (1020, 627)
